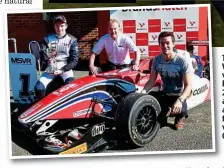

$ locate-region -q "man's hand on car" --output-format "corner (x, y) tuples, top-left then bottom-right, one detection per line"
(54, 70), (63, 75)
(132, 64), (139, 71)
(89, 65), (99, 75)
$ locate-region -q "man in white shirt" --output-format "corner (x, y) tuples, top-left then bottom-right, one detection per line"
(89, 19), (140, 75)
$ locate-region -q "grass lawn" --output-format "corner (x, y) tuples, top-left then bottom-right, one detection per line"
(43, 0), (224, 46)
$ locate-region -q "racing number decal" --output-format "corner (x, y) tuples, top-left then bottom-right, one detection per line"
(19, 73), (30, 98)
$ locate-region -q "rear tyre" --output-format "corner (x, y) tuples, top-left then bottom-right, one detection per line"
(203, 62), (210, 80)
(115, 93), (161, 147)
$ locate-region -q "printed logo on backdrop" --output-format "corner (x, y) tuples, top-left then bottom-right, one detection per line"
(160, 7), (188, 11)
(138, 46), (148, 57)
(174, 18), (186, 32)
(174, 32), (186, 44)
(186, 20), (199, 31)
(123, 20), (136, 33)
(148, 19), (161, 32)
(148, 45), (161, 57)
(148, 32), (160, 45)
(162, 20), (173, 31)
(186, 31), (198, 41)
(140, 48), (145, 53)
(136, 21), (148, 32)
(175, 45), (186, 51)
(126, 33), (136, 44)
(121, 8), (158, 12)
(189, 21), (196, 26)
(177, 34), (183, 39)
(164, 22), (170, 27)
(136, 33), (148, 46)
(121, 7), (188, 12)
(152, 34), (157, 40)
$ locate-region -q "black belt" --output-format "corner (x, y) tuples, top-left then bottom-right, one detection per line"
(54, 60), (65, 62)
(108, 61), (129, 69)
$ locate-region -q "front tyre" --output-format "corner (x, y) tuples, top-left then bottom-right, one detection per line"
(115, 93), (161, 147)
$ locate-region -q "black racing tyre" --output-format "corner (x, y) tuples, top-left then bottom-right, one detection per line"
(115, 93), (161, 147)
(203, 62), (210, 80)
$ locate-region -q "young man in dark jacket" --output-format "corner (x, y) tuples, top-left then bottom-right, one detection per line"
(34, 15), (79, 100)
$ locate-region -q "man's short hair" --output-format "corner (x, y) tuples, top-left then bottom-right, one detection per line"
(108, 19), (121, 28)
(186, 40), (194, 52)
(53, 15), (67, 24)
(158, 31), (175, 44)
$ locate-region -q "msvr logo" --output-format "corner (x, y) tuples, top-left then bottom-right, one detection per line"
(11, 58), (31, 64)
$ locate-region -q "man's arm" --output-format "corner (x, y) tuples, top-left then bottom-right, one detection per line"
(179, 55), (194, 101)
(89, 52), (99, 74)
(133, 49), (141, 67)
(39, 37), (50, 71)
(142, 69), (158, 93)
(61, 39), (79, 72)
(89, 36), (105, 74)
(171, 72), (192, 114)
(89, 52), (96, 69)
(170, 52), (194, 114)
(179, 73), (192, 101)
(126, 37), (140, 70)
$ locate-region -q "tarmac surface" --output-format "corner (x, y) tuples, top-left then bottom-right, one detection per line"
(10, 70), (214, 157)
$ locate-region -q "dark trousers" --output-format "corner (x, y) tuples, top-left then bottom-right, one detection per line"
(34, 76), (74, 100)
(89, 61), (130, 75)
(149, 91), (188, 120)
(101, 61), (130, 71)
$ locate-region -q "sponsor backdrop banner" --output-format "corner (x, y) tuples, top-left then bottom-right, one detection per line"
(110, 6), (208, 59)
(9, 53), (37, 104)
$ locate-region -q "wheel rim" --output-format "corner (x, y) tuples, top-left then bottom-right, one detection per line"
(135, 105), (157, 137)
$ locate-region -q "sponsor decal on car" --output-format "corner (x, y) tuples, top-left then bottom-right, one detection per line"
(52, 84), (77, 96)
(73, 109), (92, 117)
(59, 84), (77, 92)
(91, 123), (105, 137)
(20, 102), (43, 118)
(59, 142), (87, 155)
(192, 84), (208, 96)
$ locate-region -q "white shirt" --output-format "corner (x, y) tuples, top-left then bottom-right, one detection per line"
(176, 49), (191, 58)
(45, 33), (77, 71)
(92, 33), (139, 65)
(176, 49), (197, 73)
